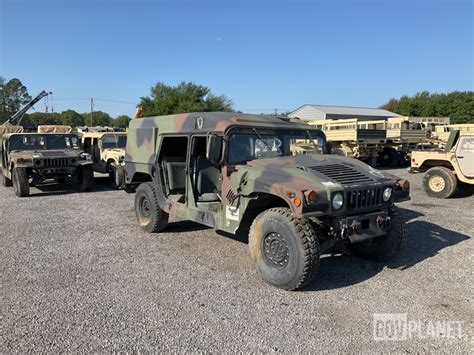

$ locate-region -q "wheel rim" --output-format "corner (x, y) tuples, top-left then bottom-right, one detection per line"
(429, 175), (445, 192)
(138, 195), (151, 220)
(262, 232), (290, 268)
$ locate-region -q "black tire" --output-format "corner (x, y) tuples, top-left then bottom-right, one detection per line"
(135, 182), (169, 233)
(108, 164), (124, 189)
(2, 172), (12, 187)
(422, 167), (457, 199)
(249, 207), (320, 291)
(349, 206), (406, 261)
(378, 147), (399, 167)
(12, 167), (30, 197)
(77, 165), (94, 192)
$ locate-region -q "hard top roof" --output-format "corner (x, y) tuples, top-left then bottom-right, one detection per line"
(130, 112), (316, 134)
(79, 131), (127, 138)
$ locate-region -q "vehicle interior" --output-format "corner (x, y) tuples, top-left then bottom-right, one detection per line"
(158, 135), (222, 205)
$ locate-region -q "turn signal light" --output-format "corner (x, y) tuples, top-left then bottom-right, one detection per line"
(293, 198), (302, 207)
(304, 190), (318, 204)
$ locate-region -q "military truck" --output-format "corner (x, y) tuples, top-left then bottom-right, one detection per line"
(307, 118), (387, 166)
(124, 112), (410, 290)
(0, 132), (94, 197)
(409, 129), (474, 198)
(79, 130), (127, 189)
(382, 117), (427, 167)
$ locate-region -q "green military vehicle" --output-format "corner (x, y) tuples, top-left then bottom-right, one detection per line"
(409, 129), (474, 198)
(124, 112), (410, 290)
(80, 130), (127, 189)
(0, 132), (94, 197)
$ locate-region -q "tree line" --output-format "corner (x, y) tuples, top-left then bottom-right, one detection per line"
(380, 91), (473, 124)
(1, 76), (472, 127)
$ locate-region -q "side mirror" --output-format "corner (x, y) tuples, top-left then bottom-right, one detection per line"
(206, 134), (223, 163)
(325, 142), (332, 154)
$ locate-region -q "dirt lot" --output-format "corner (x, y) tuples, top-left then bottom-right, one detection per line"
(1, 168), (473, 352)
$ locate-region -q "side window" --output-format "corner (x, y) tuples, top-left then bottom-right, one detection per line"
(459, 137), (474, 153)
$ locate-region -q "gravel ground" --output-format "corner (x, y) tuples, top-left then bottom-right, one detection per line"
(1, 168), (473, 352)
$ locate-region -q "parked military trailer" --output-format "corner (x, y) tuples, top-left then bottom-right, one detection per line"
(409, 129), (474, 198)
(307, 118), (386, 166)
(124, 112), (410, 290)
(0, 132), (94, 197)
(80, 131), (127, 189)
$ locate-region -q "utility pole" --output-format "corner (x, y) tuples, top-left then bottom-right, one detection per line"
(90, 98), (94, 126)
(274, 108), (278, 116)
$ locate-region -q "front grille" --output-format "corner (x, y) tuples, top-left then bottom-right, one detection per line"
(346, 187), (383, 211)
(308, 164), (374, 185)
(43, 157), (71, 167)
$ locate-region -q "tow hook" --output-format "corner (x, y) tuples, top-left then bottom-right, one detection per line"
(377, 215), (391, 230)
(350, 219), (361, 234)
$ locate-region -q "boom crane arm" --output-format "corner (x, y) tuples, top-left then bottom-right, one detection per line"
(3, 90), (51, 126)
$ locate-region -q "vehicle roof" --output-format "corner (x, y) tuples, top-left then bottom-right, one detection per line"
(129, 112), (317, 134)
(80, 131), (127, 138)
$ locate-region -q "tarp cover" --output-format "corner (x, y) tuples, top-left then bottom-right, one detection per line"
(0, 125), (24, 135)
(37, 125), (72, 133)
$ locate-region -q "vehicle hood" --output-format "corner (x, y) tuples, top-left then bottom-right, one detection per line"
(230, 154), (399, 198)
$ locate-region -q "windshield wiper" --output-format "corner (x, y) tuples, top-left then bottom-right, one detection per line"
(252, 128), (273, 151)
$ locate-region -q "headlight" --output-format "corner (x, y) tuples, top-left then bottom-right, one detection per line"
(332, 192), (344, 210)
(383, 187), (392, 202)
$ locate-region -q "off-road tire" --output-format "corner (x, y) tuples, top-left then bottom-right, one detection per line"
(249, 207), (320, 291)
(12, 167), (30, 197)
(2, 172), (12, 187)
(135, 182), (169, 233)
(379, 147), (399, 167)
(422, 167), (457, 199)
(109, 164), (124, 190)
(77, 165), (94, 192)
(349, 206), (406, 261)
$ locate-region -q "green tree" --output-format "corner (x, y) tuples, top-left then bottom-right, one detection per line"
(139, 81), (233, 116)
(60, 110), (84, 127)
(81, 111), (112, 126)
(381, 91), (474, 124)
(0, 77), (32, 121)
(113, 115), (131, 128)
(27, 112), (62, 125)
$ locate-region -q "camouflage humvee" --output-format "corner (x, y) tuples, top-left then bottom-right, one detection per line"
(124, 112), (410, 290)
(409, 129), (474, 198)
(0, 132), (94, 197)
(79, 131), (127, 189)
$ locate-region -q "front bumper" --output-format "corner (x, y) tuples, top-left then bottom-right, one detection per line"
(335, 210), (390, 243)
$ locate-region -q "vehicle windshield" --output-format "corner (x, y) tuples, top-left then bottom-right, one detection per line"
(101, 135), (127, 149)
(8, 134), (80, 151)
(227, 129), (326, 164)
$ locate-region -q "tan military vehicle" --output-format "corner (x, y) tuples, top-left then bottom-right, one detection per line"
(432, 123), (474, 142)
(409, 129), (474, 198)
(37, 125), (72, 133)
(307, 118), (386, 166)
(80, 130), (127, 188)
(382, 117), (426, 166)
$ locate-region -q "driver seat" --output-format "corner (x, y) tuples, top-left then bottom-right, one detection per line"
(195, 155), (221, 202)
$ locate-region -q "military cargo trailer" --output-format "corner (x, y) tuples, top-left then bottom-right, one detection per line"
(307, 118), (386, 166)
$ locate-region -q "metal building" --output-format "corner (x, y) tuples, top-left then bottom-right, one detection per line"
(288, 104), (400, 121)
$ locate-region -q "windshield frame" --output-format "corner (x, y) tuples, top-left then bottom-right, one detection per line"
(225, 127), (327, 165)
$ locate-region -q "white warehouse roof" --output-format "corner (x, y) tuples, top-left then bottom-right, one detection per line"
(288, 104), (400, 121)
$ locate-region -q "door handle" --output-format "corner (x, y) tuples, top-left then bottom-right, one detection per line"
(457, 156), (464, 159)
